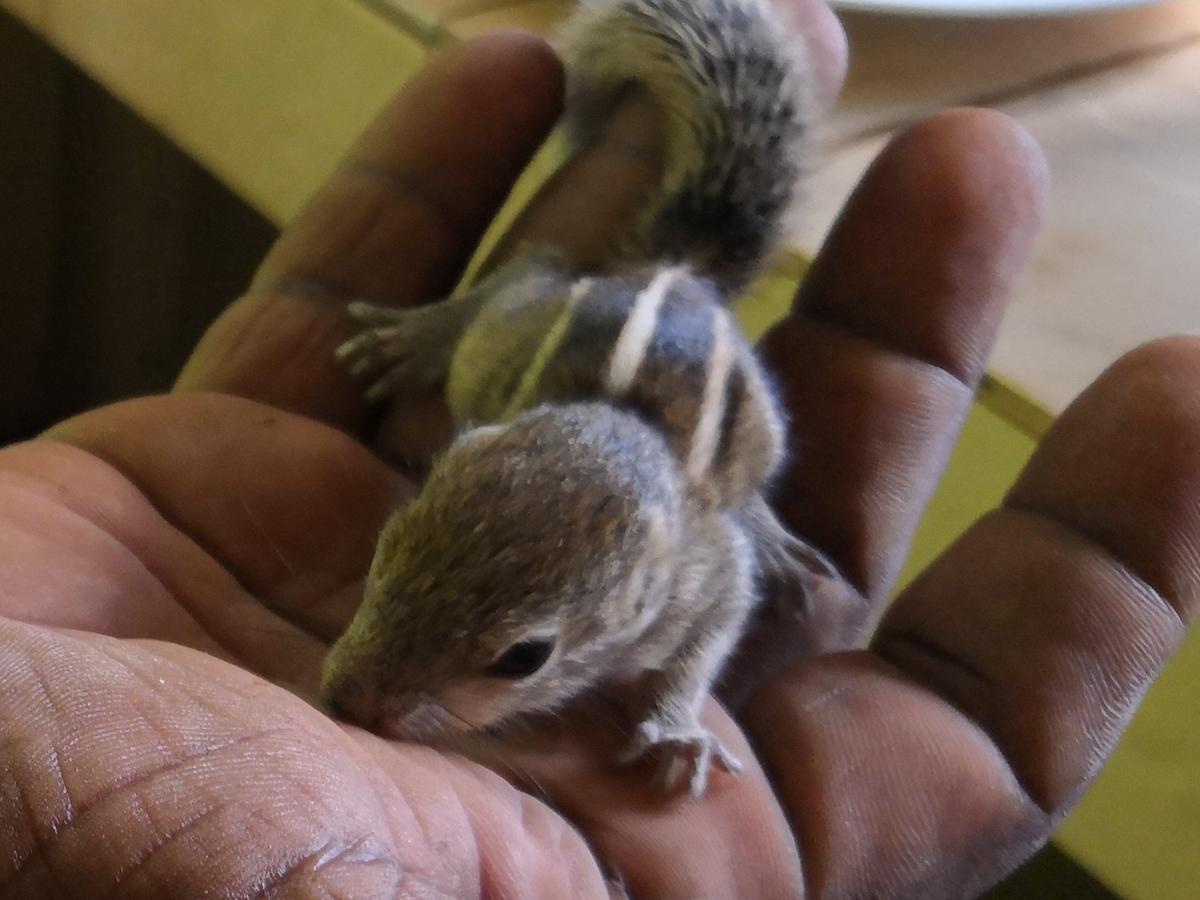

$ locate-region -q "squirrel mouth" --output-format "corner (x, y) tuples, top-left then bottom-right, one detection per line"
(321, 665), (472, 744)
(372, 695), (472, 744)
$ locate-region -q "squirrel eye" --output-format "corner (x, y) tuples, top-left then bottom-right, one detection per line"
(486, 639), (555, 679)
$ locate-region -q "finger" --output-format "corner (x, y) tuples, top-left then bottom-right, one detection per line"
(0, 626), (381, 896)
(0, 624), (609, 898)
(0, 443), (240, 664)
(45, 393), (404, 647)
(725, 109), (1049, 699)
(746, 337), (1200, 898)
(176, 33), (564, 427)
(483, 0), (848, 271)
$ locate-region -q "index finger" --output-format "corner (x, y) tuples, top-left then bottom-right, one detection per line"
(176, 33), (564, 428)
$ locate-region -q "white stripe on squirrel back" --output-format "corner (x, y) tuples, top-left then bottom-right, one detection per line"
(504, 277), (595, 419)
(606, 267), (680, 394)
(686, 305), (735, 481)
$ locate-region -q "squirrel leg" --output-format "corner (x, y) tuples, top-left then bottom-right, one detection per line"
(618, 530), (756, 797)
(740, 493), (840, 581)
(336, 249), (570, 404)
(618, 622), (746, 797)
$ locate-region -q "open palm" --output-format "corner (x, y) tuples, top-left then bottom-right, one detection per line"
(3, 10), (1199, 898)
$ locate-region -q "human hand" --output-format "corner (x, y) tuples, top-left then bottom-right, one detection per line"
(3, 6), (1198, 898)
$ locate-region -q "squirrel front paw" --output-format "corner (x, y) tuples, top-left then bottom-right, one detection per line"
(617, 716), (743, 798)
(335, 302), (451, 401)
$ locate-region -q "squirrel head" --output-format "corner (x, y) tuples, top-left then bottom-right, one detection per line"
(320, 402), (681, 741)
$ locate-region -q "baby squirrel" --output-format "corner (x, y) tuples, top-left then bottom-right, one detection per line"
(320, 0), (832, 797)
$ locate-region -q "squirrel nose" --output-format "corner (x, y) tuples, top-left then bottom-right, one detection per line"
(322, 685), (353, 720)
(319, 671), (377, 725)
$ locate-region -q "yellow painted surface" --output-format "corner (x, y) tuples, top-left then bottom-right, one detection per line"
(1, 0), (428, 226)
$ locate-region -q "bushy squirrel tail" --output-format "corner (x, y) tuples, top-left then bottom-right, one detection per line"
(558, 0), (814, 291)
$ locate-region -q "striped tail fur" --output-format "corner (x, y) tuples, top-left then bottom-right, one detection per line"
(558, 0), (814, 291)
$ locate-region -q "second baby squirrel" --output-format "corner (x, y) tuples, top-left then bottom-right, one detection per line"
(320, 0), (832, 797)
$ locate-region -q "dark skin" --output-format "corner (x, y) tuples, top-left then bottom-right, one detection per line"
(3, 3), (1199, 895)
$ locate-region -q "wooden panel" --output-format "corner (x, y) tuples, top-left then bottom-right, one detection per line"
(365, 0), (558, 41)
(448, 0), (565, 40)
(0, 11), (276, 439)
(0, 10), (60, 437)
(43, 66), (277, 414)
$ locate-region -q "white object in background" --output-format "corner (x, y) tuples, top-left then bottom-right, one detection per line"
(831, 0), (1162, 17)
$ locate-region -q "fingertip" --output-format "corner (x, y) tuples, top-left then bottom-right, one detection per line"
(1089, 336), (1200, 442)
(1101, 333), (1200, 395)
(353, 29), (565, 178)
(799, 107), (1048, 385)
(1029, 332), (1200, 499)
(890, 108), (1049, 242)
(1009, 335), (1200, 622)
(449, 29), (566, 116)
(864, 109), (1049, 282)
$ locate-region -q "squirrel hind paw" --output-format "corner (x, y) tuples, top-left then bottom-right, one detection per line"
(618, 718), (743, 798)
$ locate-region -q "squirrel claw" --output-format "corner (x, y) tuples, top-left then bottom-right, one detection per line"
(346, 301), (410, 326)
(336, 301), (450, 400)
(618, 719), (742, 797)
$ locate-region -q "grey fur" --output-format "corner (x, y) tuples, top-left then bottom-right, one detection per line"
(322, 0), (830, 797)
